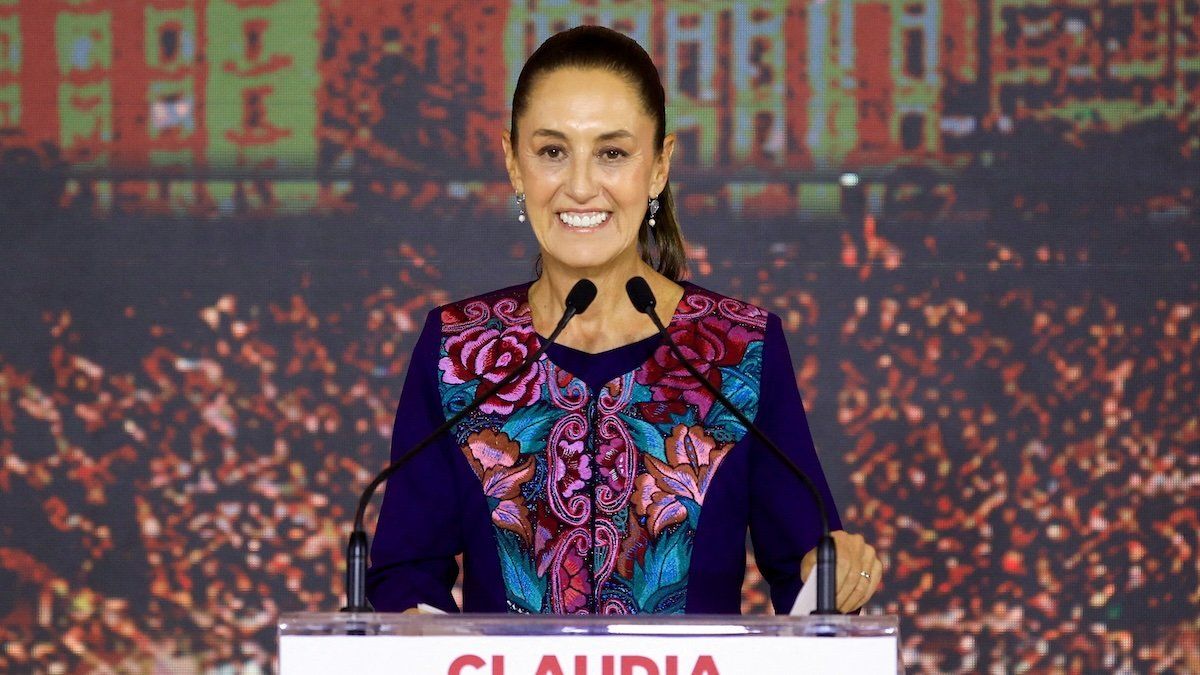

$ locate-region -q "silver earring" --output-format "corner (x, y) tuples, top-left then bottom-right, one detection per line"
(648, 196), (660, 228)
(516, 193), (526, 222)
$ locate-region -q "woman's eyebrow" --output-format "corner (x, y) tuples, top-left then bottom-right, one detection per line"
(596, 130), (634, 141)
(529, 129), (634, 142)
(530, 128), (567, 140)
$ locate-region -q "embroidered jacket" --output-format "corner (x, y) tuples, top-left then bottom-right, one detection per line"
(367, 282), (840, 614)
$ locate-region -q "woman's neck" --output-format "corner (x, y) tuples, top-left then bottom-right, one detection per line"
(530, 258), (683, 354)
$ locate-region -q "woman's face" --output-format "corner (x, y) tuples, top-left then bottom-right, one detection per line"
(504, 67), (673, 275)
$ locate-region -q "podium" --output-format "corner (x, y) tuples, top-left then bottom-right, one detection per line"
(279, 612), (901, 674)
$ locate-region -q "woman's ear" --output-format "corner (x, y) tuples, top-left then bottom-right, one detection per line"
(651, 133), (676, 196)
(502, 131), (523, 194)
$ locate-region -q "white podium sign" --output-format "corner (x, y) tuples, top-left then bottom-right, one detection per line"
(278, 613), (901, 675)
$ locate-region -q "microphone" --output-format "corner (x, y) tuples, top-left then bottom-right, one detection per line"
(342, 279), (597, 612)
(625, 276), (840, 615)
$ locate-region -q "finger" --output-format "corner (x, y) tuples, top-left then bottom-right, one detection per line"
(839, 563), (871, 612)
(863, 556), (884, 603)
(831, 534), (863, 606)
(834, 552), (856, 606)
(832, 533), (862, 589)
(836, 556), (868, 608)
(837, 543), (875, 611)
(843, 555), (884, 613)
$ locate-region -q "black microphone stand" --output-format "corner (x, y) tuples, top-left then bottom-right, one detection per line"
(342, 280), (596, 612)
(626, 277), (840, 615)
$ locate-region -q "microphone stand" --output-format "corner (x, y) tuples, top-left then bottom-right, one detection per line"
(342, 280), (596, 612)
(626, 277), (840, 615)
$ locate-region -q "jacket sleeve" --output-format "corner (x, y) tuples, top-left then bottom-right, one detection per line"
(748, 313), (843, 614)
(366, 309), (466, 612)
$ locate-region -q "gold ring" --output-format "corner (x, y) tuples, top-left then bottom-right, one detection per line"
(859, 570), (871, 580)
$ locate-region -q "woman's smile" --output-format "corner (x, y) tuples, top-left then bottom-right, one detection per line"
(557, 210), (612, 230)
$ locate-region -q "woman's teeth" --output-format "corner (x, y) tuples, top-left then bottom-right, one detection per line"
(559, 212), (609, 229)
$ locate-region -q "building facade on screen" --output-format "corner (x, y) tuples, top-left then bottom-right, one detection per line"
(0, 0), (319, 211)
(0, 1), (1197, 212)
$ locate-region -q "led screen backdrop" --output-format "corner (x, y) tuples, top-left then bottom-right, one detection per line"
(1, 1), (1198, 673)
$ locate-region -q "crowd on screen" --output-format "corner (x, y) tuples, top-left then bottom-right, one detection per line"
(0, 217), (1197, 674)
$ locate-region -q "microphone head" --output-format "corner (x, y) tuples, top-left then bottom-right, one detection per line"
(625, 276), (656, 314)
(565, 279), (598, 315)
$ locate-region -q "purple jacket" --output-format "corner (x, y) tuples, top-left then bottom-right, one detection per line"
(367, 282), (840, 614)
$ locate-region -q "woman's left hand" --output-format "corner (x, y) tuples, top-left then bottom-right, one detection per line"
(799, 530), (883, 613)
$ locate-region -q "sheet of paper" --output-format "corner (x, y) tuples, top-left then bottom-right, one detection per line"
(416, 603), (447, 614)
(788, 566), (819, 615)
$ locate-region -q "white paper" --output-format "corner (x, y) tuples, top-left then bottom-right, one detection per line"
(415, 603), (447, 614)
(789, 565), (819, 615)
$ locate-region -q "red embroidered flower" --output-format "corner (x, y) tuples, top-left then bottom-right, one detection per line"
(635, 400), (689, 424)
(463, 429), (535, 545)
(554, 439), (592, 498)
(439, 325), (544, 414)
(557, 542), (591, 614)
(637, 318), (754, 419)
(596, 434), (629, 494)
(634, 425), (733, 537)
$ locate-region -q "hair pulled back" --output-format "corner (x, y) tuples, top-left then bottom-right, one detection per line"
(511, 25), (687, 281)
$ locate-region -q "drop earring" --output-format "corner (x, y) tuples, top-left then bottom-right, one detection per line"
(516, 192), (527, 223)
(647, 196), (660, 228)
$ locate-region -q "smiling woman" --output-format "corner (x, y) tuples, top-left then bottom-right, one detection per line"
(505, 67), (670, 285)
(506, 25), (685, 290)
(366, 25), (882, 617)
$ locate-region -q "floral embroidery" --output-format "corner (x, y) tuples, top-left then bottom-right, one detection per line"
(553, 439), (591, 499)
(439, 323), (544, 414)
(438, 285), (766, 614)
(463, 429), (535, 545)
(636, 425), (732, 537)
(638, 317), (756, 420)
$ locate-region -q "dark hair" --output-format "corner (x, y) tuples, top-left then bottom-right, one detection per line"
(512, 25), (687, 281)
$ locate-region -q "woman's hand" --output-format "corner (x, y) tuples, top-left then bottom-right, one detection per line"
(800, 530), (882, 613)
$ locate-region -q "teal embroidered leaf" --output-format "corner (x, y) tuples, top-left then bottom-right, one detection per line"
(495, 530), (546, 613)
(645, 577), (690, 614)
(684, 497), (701, 530)
(620, 413), (667, 462)
(665, 406), (699, 431)
(704, 341), (763, 440)
(440, 380), (479, 416)
(501, 403), (559, 454)
(628, 378), (655, 404)
(633, 526), (692, 610)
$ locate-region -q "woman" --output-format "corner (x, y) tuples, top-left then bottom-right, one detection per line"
(367, 26), (882, 615)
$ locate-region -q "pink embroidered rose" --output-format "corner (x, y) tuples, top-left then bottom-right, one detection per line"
(463, 429), (535, 544)
(637, 318), (755, 419)
(440, 325), (544, 414)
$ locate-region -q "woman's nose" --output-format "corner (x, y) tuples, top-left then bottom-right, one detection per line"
(564, 156), (597, 202)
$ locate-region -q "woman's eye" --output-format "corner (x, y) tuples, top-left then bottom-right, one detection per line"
(601, 149), (627, 161)
(539, 146), (564, 159)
